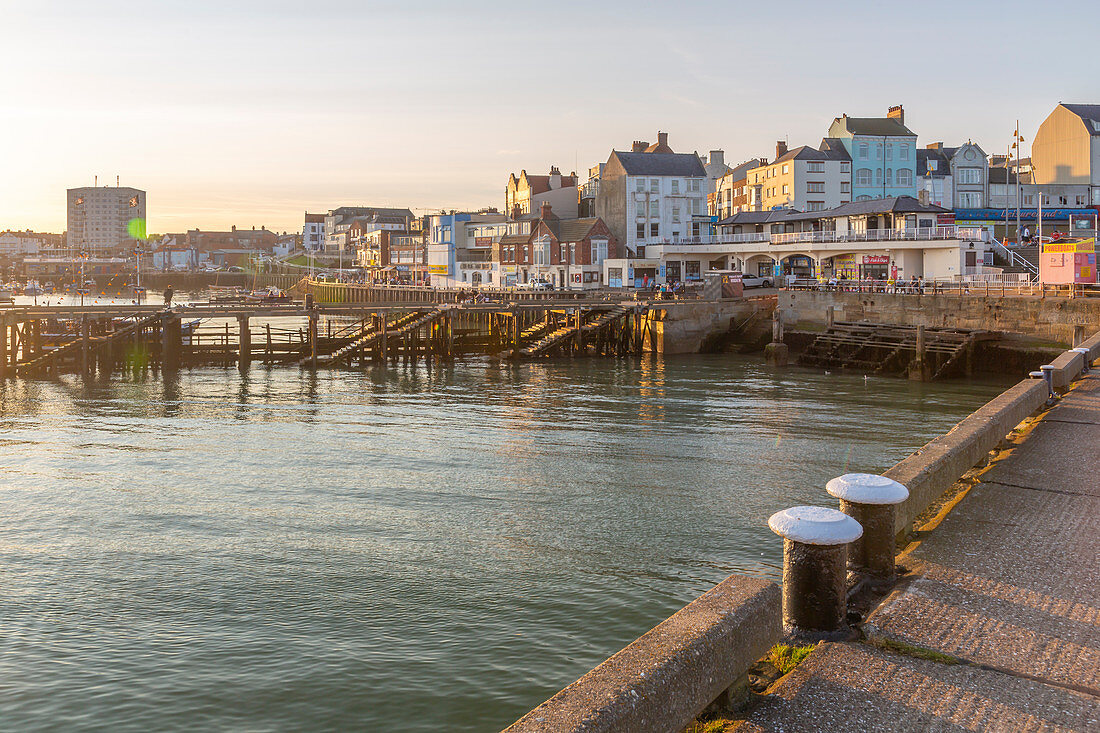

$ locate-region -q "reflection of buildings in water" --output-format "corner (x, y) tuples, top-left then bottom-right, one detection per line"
(497, 362), (552, 460)
(637, 356), (666, 423)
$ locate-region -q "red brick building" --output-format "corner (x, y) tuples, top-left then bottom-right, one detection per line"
(507, 202), (619, 288)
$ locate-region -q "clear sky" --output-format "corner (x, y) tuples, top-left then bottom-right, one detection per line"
(2, 0), (1097, 235)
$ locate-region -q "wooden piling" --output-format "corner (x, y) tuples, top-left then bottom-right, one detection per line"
(238, 315), (251, 372)
(161, 313), (182, 372)
(81, 316), (90, 377)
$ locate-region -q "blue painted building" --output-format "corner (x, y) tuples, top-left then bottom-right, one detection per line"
(827, 105), (918, 201)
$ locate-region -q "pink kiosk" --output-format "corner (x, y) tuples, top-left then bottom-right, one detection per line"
(1039, 237), (1097, 285)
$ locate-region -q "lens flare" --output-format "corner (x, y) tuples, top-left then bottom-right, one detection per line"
(127, 217), (147, 240)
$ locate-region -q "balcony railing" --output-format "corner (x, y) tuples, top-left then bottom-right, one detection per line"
(639, 225), (986, 250)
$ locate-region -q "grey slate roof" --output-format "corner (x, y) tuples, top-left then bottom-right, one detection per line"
(612, 151), (706, 177)
(728, 159), (763, 181)
(835, 116), (916, 137)
(717, 209), (797, 226)
(826, 196), (946, 216)
(719, 197), (944, 226)
(1062, 103), (1100, 133)
(775, 144), (851, 164)
(917, 149), (950, 178)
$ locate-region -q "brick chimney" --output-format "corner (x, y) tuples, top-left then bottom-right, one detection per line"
(657, 131), (668, 148)
(926, 142), (943, 150)
(888, 105), (904, 125)
(540, 201), (552, 219)
(776, 140), (788, 160)
(549, 166), (561, 188)
(632, 141), (648, 153)
(709, 150), (724, 167)
(511, 204), (521, 220)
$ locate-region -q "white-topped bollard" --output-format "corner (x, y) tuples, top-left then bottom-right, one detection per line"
(1040, 364), (1056, 400)
(826, 473), (908, 582)
(769, 506), (863, 633)
(1072, 347), (1092, 373)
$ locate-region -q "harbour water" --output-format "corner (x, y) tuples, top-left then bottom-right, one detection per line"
(0, 356), (1008, 731)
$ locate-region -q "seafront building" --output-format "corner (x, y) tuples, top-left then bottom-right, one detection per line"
(915, 141), (990, 209)
(601, 196), (983, 286)
(711, 159), (765, 219)
(323, 206), (414, 256)
(426, 210), (508, 288)
(302, 213), (325, 251)
(826, 106), (919, 201)
(744, 140), (851, 212)
(65, 184), (146, 255)
(505, 167), (578, 219)
(594, 132), (710, 260)
(506, 202), (618, 289)
(1031, 103), (1100, 207)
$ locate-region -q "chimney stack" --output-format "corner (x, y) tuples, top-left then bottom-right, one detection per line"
(887, 105), (904, 125)
(540, 201), (553, 219)
(709, 150), (724, 167)
(657, 131), (668, 148)
(776, 140), (788, 160)
(926, 142), (943, 150)
(632, 141), (648, 153)
(549, 166), (561, 188)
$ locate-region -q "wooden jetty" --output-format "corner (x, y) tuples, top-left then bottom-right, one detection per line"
(0, 296), (654, 378)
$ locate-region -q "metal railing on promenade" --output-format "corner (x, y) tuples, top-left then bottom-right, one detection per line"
(784, 277), (1100, 298)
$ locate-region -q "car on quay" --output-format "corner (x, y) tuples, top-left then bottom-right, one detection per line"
(517, 278), (553, 291)
(735, 272), (773, 288)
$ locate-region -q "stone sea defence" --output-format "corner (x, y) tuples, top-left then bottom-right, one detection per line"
(779, 290), (1100, 345)
(504, 576), (780, 733)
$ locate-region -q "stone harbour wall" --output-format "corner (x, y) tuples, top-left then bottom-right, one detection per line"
(779, 291), (1100, 345)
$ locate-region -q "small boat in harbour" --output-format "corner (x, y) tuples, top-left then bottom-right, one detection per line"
(245, 286), (292, 303)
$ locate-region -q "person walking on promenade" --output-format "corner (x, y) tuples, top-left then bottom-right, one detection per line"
(164, 284), (174, 309)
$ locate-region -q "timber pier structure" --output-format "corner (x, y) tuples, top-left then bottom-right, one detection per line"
(0, 296), (657, 378)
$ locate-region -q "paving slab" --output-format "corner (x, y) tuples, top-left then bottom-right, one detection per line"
(738, 642), (1100, 732)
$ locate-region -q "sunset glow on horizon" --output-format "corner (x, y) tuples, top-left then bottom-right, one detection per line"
(3, 0), (1097, 234)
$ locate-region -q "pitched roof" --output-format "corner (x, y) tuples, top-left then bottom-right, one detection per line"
(558, 218), (602, 242)
(611, 151), (706, 177)
(826, 196), (946, 216)
(717, 209), (797, 226)
(917, 148), (950, 177)
(1061, 103), (1100, 134)
(834, 115), (916, 137)
(728, 159), (763, 180)
(718, 197), (944, 225)
(499, 233), (530, 245)
(774, 144), (851, 164)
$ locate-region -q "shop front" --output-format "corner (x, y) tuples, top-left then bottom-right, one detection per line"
(859, 254), (890, 280)
(782, 255), (815, 278)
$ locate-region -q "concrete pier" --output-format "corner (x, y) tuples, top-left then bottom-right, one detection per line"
(741, 369), (1100, 730)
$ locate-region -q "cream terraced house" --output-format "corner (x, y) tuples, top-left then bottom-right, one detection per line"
(746, 140), (852, 212)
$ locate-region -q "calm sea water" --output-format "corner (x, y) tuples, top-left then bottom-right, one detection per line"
(0, 356), (1007, 731)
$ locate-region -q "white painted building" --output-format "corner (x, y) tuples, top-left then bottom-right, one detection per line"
(0, 231), (44, 257)
(595, 133), (710, 259)
(426, 211), (509, 288)
(303, 213), (325, 251)
(605, 197), (990, 286)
